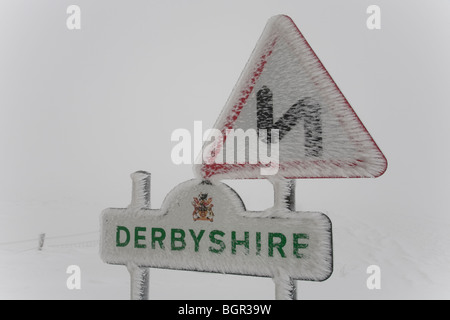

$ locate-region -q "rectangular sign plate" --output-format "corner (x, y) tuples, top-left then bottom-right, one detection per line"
(100, 180), (333, 281)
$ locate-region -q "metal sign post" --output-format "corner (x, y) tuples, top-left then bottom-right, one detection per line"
(271, 179), (297, 300)
(274, 270), (297, 300)
(127, 171), (150, 300)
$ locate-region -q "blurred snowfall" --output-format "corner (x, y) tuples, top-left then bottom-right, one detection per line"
(1, 0), (450, 299)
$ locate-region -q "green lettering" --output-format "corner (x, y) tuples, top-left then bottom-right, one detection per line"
(268, 232), (286, 258)
(189, 229), (205, 252)
(116, 226), (130, 247)
(231, 231), (249, 255)
(293, 233), (309, 258)
(209, 230), (226, 254)
(134, 227), (146, 248)
(171, 229), (186, 251)
(256, 232), (261, 256)
(151, 228), (166, 250)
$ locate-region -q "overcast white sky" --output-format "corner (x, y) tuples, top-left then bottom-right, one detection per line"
(1, 0), (450, 299)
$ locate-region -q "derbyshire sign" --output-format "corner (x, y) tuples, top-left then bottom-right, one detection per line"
(101, 179), (333, 281)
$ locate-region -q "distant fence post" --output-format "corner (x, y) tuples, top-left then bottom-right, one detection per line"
(38, 233), (45, 250)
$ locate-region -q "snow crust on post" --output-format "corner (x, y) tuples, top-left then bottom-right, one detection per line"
(128, 171), (151, 300)
(127, 262), (149, 300)
(130, 171), (150, 210)
(273, 269), (297, 300)
(270, 179), (295, 213)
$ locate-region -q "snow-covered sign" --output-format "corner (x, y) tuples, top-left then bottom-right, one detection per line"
(194, 15), (387, 180)
(100, 178), (332, 282)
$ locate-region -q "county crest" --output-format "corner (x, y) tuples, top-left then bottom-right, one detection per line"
(192, 193), (214, 222)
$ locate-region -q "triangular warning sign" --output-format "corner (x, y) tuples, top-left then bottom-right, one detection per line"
(194, 15), (387, 180)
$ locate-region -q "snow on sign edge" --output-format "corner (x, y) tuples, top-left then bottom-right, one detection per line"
(193, 14), (387, 180)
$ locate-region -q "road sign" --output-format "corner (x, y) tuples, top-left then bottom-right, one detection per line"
(195, 15), (387, 180)
(100, 177), (333, 285)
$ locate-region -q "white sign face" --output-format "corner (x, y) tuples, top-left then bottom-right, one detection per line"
(194, 15), (387, 180)
(100, 180), (333, 281)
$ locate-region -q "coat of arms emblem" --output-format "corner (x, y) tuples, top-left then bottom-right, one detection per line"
(192, 193), (214, 222)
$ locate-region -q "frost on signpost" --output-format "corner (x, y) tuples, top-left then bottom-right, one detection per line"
(274, 269), (297, 300)
(127, 171), (151, 300)
(271, 179), (297, 300)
